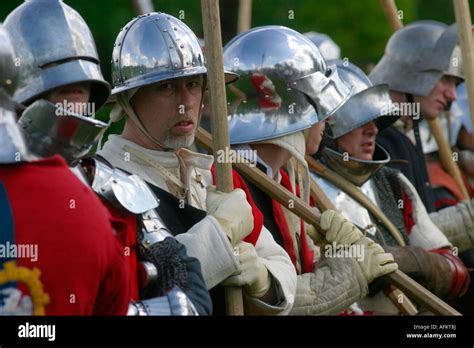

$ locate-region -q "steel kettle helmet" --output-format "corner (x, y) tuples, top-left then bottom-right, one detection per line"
(111, 12), (237, 95)
(223, 25), (352, 145)
(369, 21), (463, 96)
(4, 0), (110, 109)
(327, 59), (398, 138)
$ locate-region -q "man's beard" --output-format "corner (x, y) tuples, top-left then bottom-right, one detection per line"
(162, 130), (196, 149)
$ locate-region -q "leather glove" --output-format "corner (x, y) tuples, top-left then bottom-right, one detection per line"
(355, 237), (398, 283)
(206, 187), (254, 246)
(221, 242), (271, 298)
(385, 246), (468, 299)
(320, 209), (363, 245)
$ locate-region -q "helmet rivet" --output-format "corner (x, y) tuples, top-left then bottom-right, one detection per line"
(169, 45), (174, 49)
(163, 29), (168, 32)
(118, 43), (121, 47)
(174, 27), (178, 31)
(180, 44), (184, 48)
(174, 63), (178, 67)
(147, 13), (151, 16)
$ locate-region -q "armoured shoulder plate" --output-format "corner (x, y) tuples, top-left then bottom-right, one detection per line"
(86, 157), (159, 214)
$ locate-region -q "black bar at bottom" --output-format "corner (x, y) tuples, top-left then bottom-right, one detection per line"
(0, 315), (474, 345)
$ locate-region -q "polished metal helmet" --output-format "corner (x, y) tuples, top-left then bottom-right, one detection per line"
(111, 12), (236, 95)
(18, 99), (108, 165)
(327, 59), (398, 139)
(321, 145), (390, 186)
(223, 26), (352, 145)
(369, 21), (463, 96)
(0, 24), (31, 164)
(0, 25), (16, 100)
(304, 32), (341, 60)
(4, 0), (110, 108)
(450, 82), (472, 133)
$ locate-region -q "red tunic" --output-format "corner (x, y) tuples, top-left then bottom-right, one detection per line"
(211, 165), (314, 274)
(0, 156), (130, 315)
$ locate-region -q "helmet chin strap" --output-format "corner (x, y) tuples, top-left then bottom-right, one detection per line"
(117, 92), (170, 151)
(106, 75), (208, 153)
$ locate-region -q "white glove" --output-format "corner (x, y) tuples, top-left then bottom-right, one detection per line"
(206, 187), (254, 246)
(221, 242), (271, 298)
(355, 237), (398, 283)
(320, 209), (363, 245)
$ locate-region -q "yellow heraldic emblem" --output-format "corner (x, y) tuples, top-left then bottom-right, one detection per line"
(0, 261), (50, 315)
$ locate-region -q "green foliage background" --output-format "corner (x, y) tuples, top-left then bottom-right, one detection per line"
(0, 0), (468, 128)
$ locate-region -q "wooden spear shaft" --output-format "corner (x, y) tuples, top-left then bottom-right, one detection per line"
(380, 0), (403, 31)
(453, 0), (474, 169)
(427, 117), (470, 198)
(196, 127), (461, 315)
(237, 0), (252, 33)
(201, 0), (244, 316)
(131, 0), (154, 15)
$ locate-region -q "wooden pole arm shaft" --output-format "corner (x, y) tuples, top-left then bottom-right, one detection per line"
(195, 127), (461, 315)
